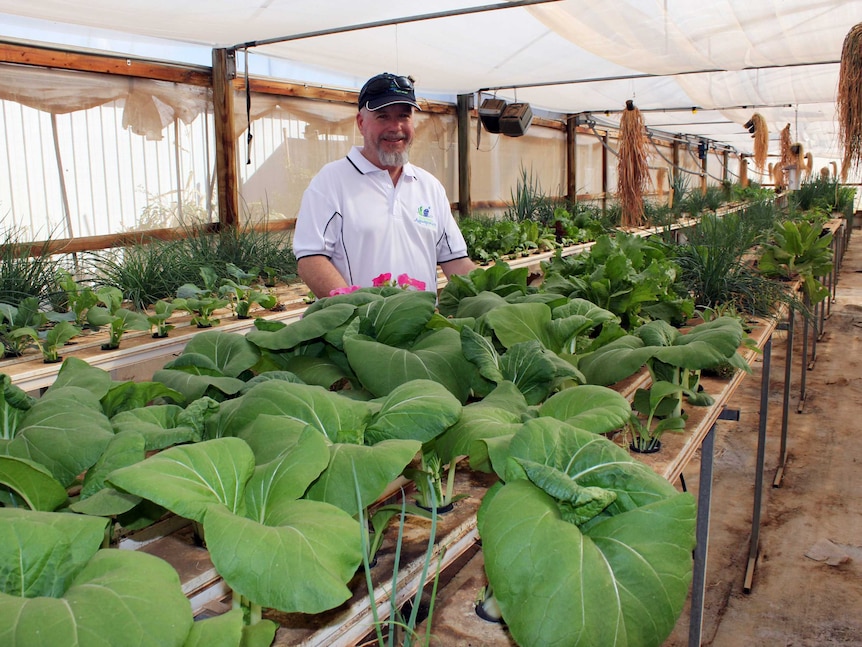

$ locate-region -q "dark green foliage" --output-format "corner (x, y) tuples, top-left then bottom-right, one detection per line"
(504, 166), (560, 225)
(89, 225), (297, 310)
(790, 176), (852, 214)
(0, 226), (62, 307)
(541, 231), (694, 329)
(666, 208), (798, 316)
(88, 242), (190, 310)
(459, 216), (558, 263)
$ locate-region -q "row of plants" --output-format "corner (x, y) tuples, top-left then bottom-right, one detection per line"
(0, 228), (771, 647)
(0, 220), (296, 310)
(0, 174), (841, 364)
(0, 177), (851, 646)
(0, 262), (285, 362)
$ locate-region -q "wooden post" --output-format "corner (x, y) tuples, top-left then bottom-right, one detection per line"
(456, 93), (472, 220)
(212, 48), (239, 228)
(566, 115), (577, 203)
(601, 131), (609, 213)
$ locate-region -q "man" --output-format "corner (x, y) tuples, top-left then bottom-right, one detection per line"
(293, 72), (475, 298)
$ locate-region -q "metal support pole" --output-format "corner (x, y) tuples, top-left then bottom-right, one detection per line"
(809, 296), (821, 366)
(798, 297), (809, 413)
(744, 336), (772, 593)
(773, 313), (793, 487)
(688, 422), (716, 647)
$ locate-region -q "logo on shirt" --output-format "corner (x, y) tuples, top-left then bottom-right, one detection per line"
(415, 206), (435, 228)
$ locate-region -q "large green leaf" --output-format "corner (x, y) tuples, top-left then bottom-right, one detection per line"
(649, 317), (747, 370)
(460, 325), (505, 384)
(107, 437), (255, 522)
(551, 298), (618, 325)
(180, 330), (260, 377)
(212, 380), (372, 442)
(485, 302), (555, 349)
(204, 501), (361, 614)
(304, 439), (421, 515)
(577, 335), (652, 386)
(498, 340), (558, 405)
(504, 418), (679, 513)
(100, 380), (185, 416)
(0, 456), (68, 512)
(70, 430), (147, 516)
(246, 302), (356, 351)
(273, 354), (352, 390)
(454, 291), (509, 319)
(344, 326), (474, 402)
(0, 546), (193, 647)
(153, 364), (246, 402)
(359, 290), (437, 347)
(5, 386), (114, 487)
(0, 508), (108, 598)
(434, 404), (524, 471)
(241, 420), (331, 521)
(49, 357), (113, 399)
(480, 479), (695, 647)
(364, 379), (462, 445)
(110, 404), (200, 450)
(538, 385), (632, 434)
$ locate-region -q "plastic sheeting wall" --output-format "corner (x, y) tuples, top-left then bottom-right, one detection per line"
(0, 58), (757, 244)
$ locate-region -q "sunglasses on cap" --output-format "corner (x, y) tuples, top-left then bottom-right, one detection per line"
(359, 73), (420, 111)
(364, 74), (414, 95)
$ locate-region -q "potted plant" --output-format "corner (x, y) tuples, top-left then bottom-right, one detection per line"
(147, 299), (177, 338)
(627, 380), (687, 453)
(0, 298), (46, 358)
(86, 286), (150, 350)
(11, 320), (81, 363)
(219, 263), (278, 319)
(757, 218), (834, 304)
(173, 266), (229, 328)
(403, 447), (466, 513)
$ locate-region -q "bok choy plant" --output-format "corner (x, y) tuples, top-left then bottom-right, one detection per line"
(477, 417), (696, 647)
(0, 508), (275, 647)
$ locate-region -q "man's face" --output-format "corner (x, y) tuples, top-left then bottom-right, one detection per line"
(357, 103), (415, 168)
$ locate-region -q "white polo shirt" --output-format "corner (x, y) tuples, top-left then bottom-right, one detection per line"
(293, 147), (469, 293)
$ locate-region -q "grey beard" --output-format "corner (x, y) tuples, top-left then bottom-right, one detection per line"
(378, 148), (409, 167)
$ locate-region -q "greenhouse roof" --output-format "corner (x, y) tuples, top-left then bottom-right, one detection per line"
(1, 0), (860, 165)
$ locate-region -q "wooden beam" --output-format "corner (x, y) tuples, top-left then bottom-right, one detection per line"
(0, 40), (210, 85)
(0, 219), (297, 258)
(211, 48), (240, 228)
(457, 94), (472, 219)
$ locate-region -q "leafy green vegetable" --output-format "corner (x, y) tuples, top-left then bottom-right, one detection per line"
(0, 508), (195, 647)
(478, 417), (696, 647)
(108, 436), (363, 615)
(541, 232), (694, 329)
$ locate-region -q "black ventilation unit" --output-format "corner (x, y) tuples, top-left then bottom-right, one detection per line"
(478, 98), (507, 134)
(499, 102), (533, 137)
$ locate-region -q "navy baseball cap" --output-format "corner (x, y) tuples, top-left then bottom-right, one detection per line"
(358, 73), (420, 111)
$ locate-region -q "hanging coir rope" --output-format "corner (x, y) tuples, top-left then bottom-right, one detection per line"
(750, 112), (769, 172)
(617, 99), (650, 228)
(838, 22), (862, 178)
(776, 123), (793, 190)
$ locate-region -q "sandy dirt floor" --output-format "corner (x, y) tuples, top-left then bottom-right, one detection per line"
(665, 227), (862, 646)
